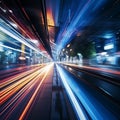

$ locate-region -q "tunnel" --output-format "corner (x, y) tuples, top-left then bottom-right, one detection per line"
(0, 0), (120, 120)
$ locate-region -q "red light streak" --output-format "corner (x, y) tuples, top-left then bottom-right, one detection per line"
(0, 65), (50, 104)
(64, 63), (120, 75)
(0, 66), (42, 89)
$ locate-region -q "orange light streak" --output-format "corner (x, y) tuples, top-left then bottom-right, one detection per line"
(0, 65), (49, 104)
(19, 63), (53, 120)
(1, 75), (35, 115)
(0, 71), (39, 104)
(2, 65), (50, 119)
(0, 66), (42, 88)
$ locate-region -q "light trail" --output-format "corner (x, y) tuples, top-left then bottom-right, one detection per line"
(0, 19), (48, 58)
(0, 66), (42, 88)
(2, 63), (53, 120)
(0, 72), (39, 104)
(82, 66), (120, 75)
(56, 64), (117, 120)
(9, 17), (35, 40)
(1, 63), (54, 120)
(0, 65), (49, 104)
(0, 43), (29, 54)
(56, 64), (87, 120)
(0, 64), (42, 75)
(19, 63), (53, 120)
(1, 72), (39, 116)
(0, 25), (39, 53)
(56, 0), (105, 51)
(63, 63), (120, 75)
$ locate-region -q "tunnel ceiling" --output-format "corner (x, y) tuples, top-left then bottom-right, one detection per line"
(0, 0), (120, 58)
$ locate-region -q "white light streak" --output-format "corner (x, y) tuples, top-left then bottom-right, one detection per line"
(0, 26), (39, 53)
(0, 20), (49, 58)
(0, 44), (29, 54)
(56, 64), (87, 120)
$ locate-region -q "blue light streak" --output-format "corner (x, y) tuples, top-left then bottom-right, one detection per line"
(56, 64), (117, 120)
(56, 64), (87, 120)
(56, 0), (106, 52)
